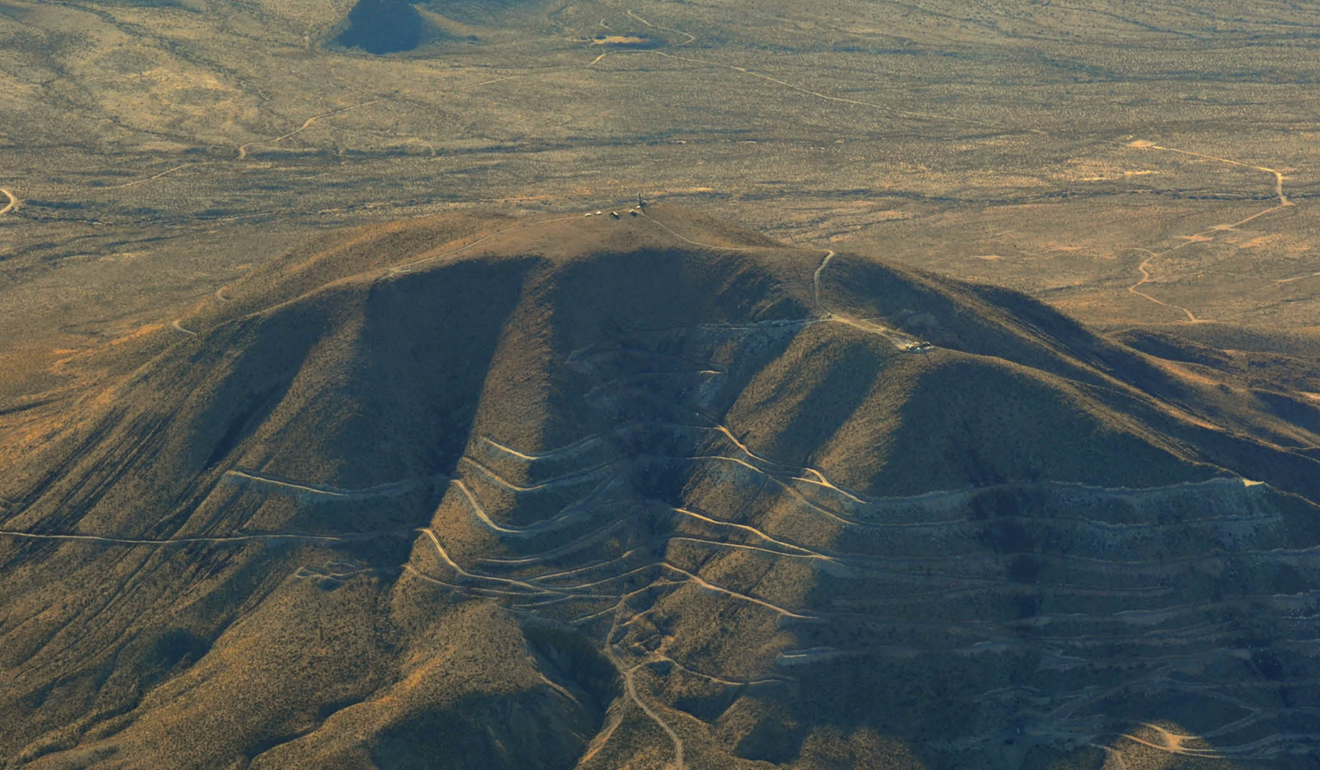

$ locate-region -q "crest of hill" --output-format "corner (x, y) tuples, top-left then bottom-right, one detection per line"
(8, 203), (1319, 538)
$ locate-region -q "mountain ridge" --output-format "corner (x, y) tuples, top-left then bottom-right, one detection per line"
(2, 205), (1319, 769)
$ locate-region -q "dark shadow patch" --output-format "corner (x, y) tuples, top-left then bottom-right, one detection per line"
(631, 457), (690, 508)
(203, 385), (281, 469)
(1006, 553), (1041, 583)
(370, 689), (597, 770)
(318, 696), (367, 721)
(315, 577), (344, 591)
(336, 0), (427, 54)
(134, 627), (212, 695)
(971, 490), (1035, 555)
(1251, 647), (1285, 681)
(674, 687), (742, 723)
(246, 729), (310, 760)
(1254, 389), (1320, 436)
(148, 628), (209, 669)
(955, 441), (1008, 488)
(735, 716), (798, 763)
(522, 618), (621, 712)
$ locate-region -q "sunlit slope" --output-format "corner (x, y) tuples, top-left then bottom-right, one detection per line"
(2, 206), (1318, 769)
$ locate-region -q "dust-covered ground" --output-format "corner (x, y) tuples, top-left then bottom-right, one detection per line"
(2, 0), (1318, 369)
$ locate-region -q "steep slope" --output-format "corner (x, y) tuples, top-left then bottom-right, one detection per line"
(2, 205), (1318, 769)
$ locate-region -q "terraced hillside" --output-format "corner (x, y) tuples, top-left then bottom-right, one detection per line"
(2, 206), (1319, 769)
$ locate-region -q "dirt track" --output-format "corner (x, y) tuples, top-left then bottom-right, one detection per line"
(812, 249), (834, 310)
(237, 99), (383, 160)
(0, 528), (383, 546)
(0, 187), (18, 218)
(1123, 140), (1297, 321)
(170, 319), (199, 336)
(605, 600), (687, 770)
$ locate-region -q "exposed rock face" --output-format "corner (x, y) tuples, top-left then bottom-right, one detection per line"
(2, 206), (1318, 768)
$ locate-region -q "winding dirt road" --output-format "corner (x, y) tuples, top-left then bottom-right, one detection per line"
(399, 424), (1310, 764)
(812, 250), (835, 312)
(237, 99), (384, 160)
(1131, 141), (1290, 207)
(1126, 248), (1199, 322)
(481, 434), (604, 462)
(1124, 140), (1296, 321)
(100, 164), (195, 190)
(0, 187), (18, 218)
(623, 661), (686, 769)
(223, 468), (443, 500)
(170, 319), (198, 337)
(449, 478), (589, 536)
(0, 528), (381, 546)
(460, 456), (617, 493)
(638, 212), (928, 354)
(626, 9), (697, 46)
(604, 601), (687, 770)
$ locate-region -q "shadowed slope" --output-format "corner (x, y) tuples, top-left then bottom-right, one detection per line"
(2, 205), (1318, 769)
(336, 0), (429, 54)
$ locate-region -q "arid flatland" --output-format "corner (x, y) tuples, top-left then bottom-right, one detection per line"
(2, 0), (1319, 364)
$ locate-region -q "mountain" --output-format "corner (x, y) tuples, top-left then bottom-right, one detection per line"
(2, 205), (1318, 769)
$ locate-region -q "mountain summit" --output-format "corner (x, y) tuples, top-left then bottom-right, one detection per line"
(2, 205), (1318, 769)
